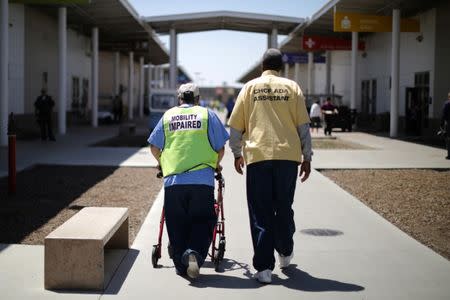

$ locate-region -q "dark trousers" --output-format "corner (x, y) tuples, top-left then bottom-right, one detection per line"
(38, 116), (55, 140)
(164, 185), (216, 275)
(246, 160), (298, 271)
(324, 115), (333, 135)
(446, 137), (450, 158)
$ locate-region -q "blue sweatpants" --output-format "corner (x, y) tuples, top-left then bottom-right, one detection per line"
(164, 184), (216, 275)
(246, 160), (298, 272)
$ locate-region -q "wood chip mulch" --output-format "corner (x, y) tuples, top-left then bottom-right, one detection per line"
(0, 165), (162, 245)
(321, 169), (450, 260)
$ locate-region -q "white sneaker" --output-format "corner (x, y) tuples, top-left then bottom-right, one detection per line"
(186, 254), (200, 279)
(279, 252), (293, 269)
(254, 269), (272, 284)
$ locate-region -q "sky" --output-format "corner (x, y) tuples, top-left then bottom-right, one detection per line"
(128, 0), (329, 87)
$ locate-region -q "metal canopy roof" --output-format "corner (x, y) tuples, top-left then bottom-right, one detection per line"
(144, 11), (304, 35)
(237, 0), (440, 83)
(34, 0), (169, 65)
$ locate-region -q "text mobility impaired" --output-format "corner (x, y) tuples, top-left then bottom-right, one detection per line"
(334, 12), (420, 32)
(168, 114), (202, 132)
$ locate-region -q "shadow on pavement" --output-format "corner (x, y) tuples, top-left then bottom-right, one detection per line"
(191, 262), (364, 292)
(104, 248), (140, 294)
(279, 264), (364, 292)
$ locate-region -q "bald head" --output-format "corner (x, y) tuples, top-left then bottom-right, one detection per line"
(262, 48), (283, 72)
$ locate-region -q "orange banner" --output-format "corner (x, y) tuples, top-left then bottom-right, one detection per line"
(334, 12), (420, 32)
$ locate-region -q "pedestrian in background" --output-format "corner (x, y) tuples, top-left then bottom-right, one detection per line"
(309, 100), (322, 133)
(148, 83), (229, 279)
(228, 48), (312, 284)
(440, 92), (450, 159)
(34, 88), (55, 141)
(321, 97), (338, 136)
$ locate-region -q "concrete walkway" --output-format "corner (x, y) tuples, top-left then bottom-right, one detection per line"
(0, 127), (449, 299)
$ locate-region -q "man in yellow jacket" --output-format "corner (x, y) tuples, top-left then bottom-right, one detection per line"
(148, 83), (229, 279)
(228, 48), (312, 284)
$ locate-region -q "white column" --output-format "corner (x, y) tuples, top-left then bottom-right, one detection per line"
(294, 63), (300, 84)
(390, 9), (400, 137)
(139, 56), (144, 118)
(169, 28), (177, 89)
(148, 64), (153, 91)
(91, 27), (98, 127)
(325, 50), (331, 94)
(350, 31), (358, 110)
(307, 52), (313, 94)
(0, 0), (8, 146)
(114, 52), (120, 95)
(128, 51), (134, 120)
(159, 66), (164, 88)
(58, 7), (67, 134)
(270, 27), (278, 49)
(284, 63), (289, 78)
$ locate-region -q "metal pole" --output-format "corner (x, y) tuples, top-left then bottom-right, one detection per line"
(350, 31), (358, 110)
(58, 7), (67, 134)
(128, 51), (134, 120)
(139, 57), (144, 118)
(8, 113), (16, 194)
(325, 50), (331, 94)
(169, 28), (177, 89)
(0, 0), (8, 146)
(294, 62), (300, 84)
(91, 27), (98, 127)
(390, 9), (400, 137)
(308, 52), (313, 94)
(114, 52), (120, 95)
(284, 63), (289, 78)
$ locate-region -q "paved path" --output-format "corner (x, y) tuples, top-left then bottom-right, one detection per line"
(0, 127), (449, 299)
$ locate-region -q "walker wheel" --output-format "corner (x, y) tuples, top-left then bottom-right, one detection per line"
(152, 245), (160, 268)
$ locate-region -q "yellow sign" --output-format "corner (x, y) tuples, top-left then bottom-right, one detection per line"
(334, 12), (420, 32)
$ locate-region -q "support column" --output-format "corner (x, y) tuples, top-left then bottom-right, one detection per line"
(270, 27), (278, 49)
(0, 0), (8, 146)
(91, 27), (98, 127)
(169, 28), (177, 89)
(294, 63), (300, 84)
(114, 52), (120, 95)
(307, 52), (313, 95)
(139, 56), (144, 118)
(350, 31), (358, 111)
(284, 63), (289, 78)
(159, 66), (164, 88)
(148, 64), (153, 91)
(390, 9), (400, 138)
(128, 51), (134, 120)
(325, 51), (331, 94)
(58, 7), (67, 134)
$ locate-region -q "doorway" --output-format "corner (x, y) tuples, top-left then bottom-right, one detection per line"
(405, 72), (430, 135)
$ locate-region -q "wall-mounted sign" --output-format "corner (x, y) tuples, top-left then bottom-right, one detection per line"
(282, 53), (326, 64)
(302, 35), (365, 51)
(334, 12), (420, 32)
(10, 0), (90, 4)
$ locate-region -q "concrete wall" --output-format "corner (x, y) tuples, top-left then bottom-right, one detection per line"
(24, 6), (90, 115)
(434, 1), (450, 118)
(330, 51), (351, 107)
(359, 9), (436, 116)
(8, 4), (25, 115)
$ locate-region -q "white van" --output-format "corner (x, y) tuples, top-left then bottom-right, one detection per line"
(148, 89), (178, 131)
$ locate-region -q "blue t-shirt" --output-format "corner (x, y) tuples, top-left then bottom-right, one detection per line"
(148, 104), (229, 187)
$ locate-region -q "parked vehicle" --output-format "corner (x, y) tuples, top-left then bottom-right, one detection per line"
(148, 89), (178, 131)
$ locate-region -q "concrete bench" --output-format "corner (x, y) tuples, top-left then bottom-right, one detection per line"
(45, 207), (129, 290)
(119, 122), (136, 136)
